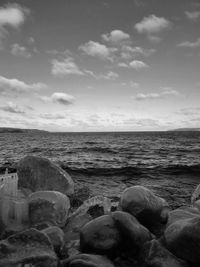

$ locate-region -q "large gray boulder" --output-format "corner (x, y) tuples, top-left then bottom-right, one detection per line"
(119, 186), (169, 231)
(0, 228), (57, 266)
(28, 190), (70, 227)
(42, 226), (64, 254)
(112, 211), (152, 251)
(164, 217), (200, 264)
(80, 215), (121, 255)
(17, 156), (74, 195)
(167, 206), (200, 227)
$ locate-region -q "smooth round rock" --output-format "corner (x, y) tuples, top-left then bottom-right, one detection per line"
(80, 215), (121, 255)
(164, 217), (200, 264)
(42, 226), (64, 253)
(17, 155), (74, 195)
(119, 186), (169, 229)
(112, 211), (152, 250)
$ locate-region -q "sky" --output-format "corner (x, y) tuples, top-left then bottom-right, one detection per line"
(0, 0), (200, 132)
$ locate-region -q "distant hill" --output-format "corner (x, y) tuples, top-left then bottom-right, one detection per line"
(169, 128), (200, 132)
(0, 127), (49, 133)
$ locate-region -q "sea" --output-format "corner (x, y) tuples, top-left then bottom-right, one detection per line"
(0, 131), (200, 208)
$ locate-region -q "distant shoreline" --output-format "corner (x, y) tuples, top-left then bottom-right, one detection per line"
(0, 127), (200, 134)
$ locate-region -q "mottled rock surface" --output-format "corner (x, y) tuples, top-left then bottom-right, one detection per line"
(28, 190), (70, 227)
(17, 156), (74, 195)
(42, 226), (64, 254)
(0, 228), (57, 266)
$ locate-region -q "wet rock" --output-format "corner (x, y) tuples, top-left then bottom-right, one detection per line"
(119, 186), (169, 231)
(17, 156), (74, 195)
(80, 215), (121, 256)
(142, 239), (189, 267)
(164, 217), (200, 264)
(0, 228), (57, 266)
(61, 253), (114, 267)
(112, 211), (152, 251)
(42, 226), (64, 254)
(28, 190), (70, 227)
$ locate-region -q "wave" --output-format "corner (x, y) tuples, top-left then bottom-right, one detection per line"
(61, 163), (200, 176)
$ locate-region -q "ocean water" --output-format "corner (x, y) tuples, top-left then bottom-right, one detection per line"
(0, 131), (200, 207)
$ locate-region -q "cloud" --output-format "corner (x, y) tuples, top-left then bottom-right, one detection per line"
(102, 30), (130, 43)
(0, 3), (29, 28)
(134, 88), (181, 100)
(135, 15), (171, 34)
(120, 45), (155, 60)
(0, 4), (29, 46)
(129, 60), (148, 70)
(37, 92), (75, 106)
(85, 70), (119, 80)
(51, 57), (84, 76)
(79, 41), (117, 60)
(0, 75), (47, 95)
(51, 92), (74, 105)
(185, 11), (200, 21)
(11, 43), (31, 58)
(177, 37), (200, 48)
(0, 101), (26, 114)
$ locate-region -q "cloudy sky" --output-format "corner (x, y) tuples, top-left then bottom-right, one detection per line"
(0, 0), (200, 131)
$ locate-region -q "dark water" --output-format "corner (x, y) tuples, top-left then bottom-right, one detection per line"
(0, 131), (200, 207)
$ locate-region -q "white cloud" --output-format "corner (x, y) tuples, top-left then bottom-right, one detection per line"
(134, 88), (181, 100)
(120, 45), (155, 60)
(85, 70), (119, 80)
(102, 30), (130, 43)
(79, 41), (117, 60)
(37, 92), (75, 106)
(0, 3), (29, 28)
(129, 60), (148, 70)
(0, 4), (29, 46)
(11, 43), (31, 58)
(177, 37), (200, 48)
(185, 11), (200, 21)
(51, 57), (84, 76)
(0, 75), (47, 95)
(0, 101), (26, 114)
(135, 15), (171, 34)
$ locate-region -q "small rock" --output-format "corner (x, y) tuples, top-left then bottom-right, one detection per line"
(17, 155), (74, 195)
(61, 253), (114, 267)
(80, 215), (121, 256)
(0, 228), (57, 266)
(28, 190), (70, 227)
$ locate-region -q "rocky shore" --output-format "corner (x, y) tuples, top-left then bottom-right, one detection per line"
(0, 155), (200, 266)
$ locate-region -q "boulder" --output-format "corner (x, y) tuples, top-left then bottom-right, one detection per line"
(142, 239), (189, 267)
(167, 206), (200, 227)
(42, 226), (64, 254)
(80, 215), (121, 256)
(28, 191), (70, 227)
(0, 228), (57, 266)
(119, 186), (169, 231)
(164, 217), (200, 264)
(112, 211), (152, 251)
(17, 156), (74, 195)
(61, 253), (114, 267)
